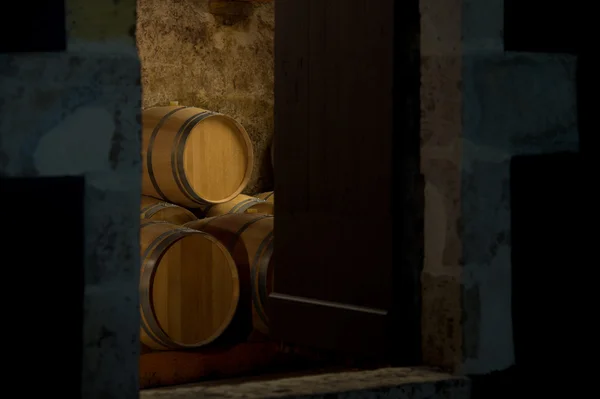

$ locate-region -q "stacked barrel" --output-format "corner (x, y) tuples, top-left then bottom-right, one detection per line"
(140, 105), (276, 351)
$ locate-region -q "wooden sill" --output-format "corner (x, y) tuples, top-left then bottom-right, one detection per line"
(140, 342), (281, 389)
(140, 338), (363, 390)
(141, 324), (405, 390)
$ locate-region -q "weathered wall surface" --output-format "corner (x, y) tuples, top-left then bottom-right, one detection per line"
(0, 1), (141, 398)
(460, 53), (578, 373)
(420, 0), (464, 371)
(420, 0), (578, 374)
(137, 0), (275, 194)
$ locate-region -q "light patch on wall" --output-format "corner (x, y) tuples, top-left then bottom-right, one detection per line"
(34, 107), (114, 175)
(213, 31), (226, 50)
(66, 0), (136, 43)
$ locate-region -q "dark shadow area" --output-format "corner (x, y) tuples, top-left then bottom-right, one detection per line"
(509, 152), (589, 398)
(469, 366), (519, 399)
(1, 176), (84, 397)
(0, 2), (66, 52)
(472, 3), (594, 396)
(504, 0), (582, 54)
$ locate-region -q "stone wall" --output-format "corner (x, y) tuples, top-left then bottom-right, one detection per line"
(0, 1), (141, 398)
(420, 0), (578, 374)
(0, 1), (580, 394)
(137, 0), (275, 194)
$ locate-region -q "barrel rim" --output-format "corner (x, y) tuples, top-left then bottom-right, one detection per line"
(144, 106), (189, 203)
(140, 198), (197, 221)
(207, 197), (274, 217)
(184, 213), (274, 235)
(184, 214), (274, 331)
(143, 106), (254, 206)
(251, 230), (274, 328)
(245, 201), (274, 215)
(140, 224), (240, 348)
(258, 191), (274, 201)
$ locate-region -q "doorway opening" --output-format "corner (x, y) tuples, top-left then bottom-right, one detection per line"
(136, 0), (383, 390)
(135, 0), (422, 391)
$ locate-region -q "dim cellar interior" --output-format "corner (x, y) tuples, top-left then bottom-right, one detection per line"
(136, 0), (368, 390)
(11, 0), (573, 396)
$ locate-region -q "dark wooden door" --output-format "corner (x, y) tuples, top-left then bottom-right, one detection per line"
(270, 0), (421, 363)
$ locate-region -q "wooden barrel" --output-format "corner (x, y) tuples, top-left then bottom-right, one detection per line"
(142, 106), (254, 208)
(140, 220), (240, 350)
(255, 191), (274, 204)
(140, 195), (197, 225)
(185, 214), (274, 334)
(200, 194), (274, 218)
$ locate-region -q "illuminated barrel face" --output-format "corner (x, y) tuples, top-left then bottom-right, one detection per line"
(139, 220), (240, 350)
(141, 106), (254, 208)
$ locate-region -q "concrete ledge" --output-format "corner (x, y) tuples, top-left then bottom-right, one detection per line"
(141, 367), (470, 399)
